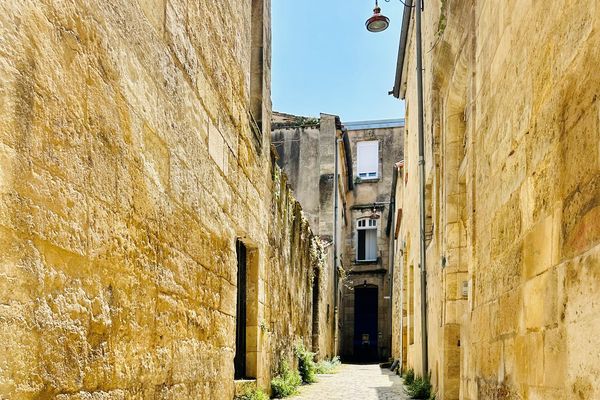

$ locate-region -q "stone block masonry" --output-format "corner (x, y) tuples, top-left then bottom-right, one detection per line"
(0, 1), (330, 399)
(394, 0), (600, 399)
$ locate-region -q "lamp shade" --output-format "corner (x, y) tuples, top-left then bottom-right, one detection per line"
(366, 6), (390, 32)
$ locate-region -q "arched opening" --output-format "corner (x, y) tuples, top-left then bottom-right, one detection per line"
(356, 217), (378, 262)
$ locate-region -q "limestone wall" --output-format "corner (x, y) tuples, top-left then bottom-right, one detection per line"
(397, 0), (600, 399)
(263, 168), (327, 380)
(0, 1), (326, 398)
(390, 165), (404, 363)
(271, 112), (345, 361)
(271, 113), (322, 231)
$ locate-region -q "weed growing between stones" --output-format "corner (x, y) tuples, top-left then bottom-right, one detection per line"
(404, 374), (433, 399)
(271, 362), (302, 398)
(295, 343), (318, 384)
(403, 368), (415, 385)
(235, 388), (270, 400)
(315, 356), (341, 374)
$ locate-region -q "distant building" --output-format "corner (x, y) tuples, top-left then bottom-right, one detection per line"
(272, 113), (404, 362)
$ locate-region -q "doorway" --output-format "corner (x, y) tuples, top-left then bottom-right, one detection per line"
(353, 286), (378, 362)
(234, 240), (247, 379)
(312, 267), (320, 355)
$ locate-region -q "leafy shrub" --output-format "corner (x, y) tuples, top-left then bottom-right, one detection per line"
(315, 356), (341, 374)
(271, 362), (302, 398)
(235, 388), (269, 400)
(405, 375), (432, 399)
(403, 368), (415, 385)
(295, 343), (317, 384)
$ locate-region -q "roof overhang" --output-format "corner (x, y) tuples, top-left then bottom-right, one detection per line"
(390, 0), (414, 99)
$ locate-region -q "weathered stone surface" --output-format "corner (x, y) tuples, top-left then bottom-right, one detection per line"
(394, 0), (600, 399)
(291, 364), (409, 400)
(0, 0), (329, 399)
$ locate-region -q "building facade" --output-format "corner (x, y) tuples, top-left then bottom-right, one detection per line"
(391, 1), (600, 399)
(340, 120), (404, 363)
(0, 1), (334, 399)
(272, 115), (404, 363)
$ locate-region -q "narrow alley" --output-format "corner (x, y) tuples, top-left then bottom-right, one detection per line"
(291, 365), (408, 400)
(1, 1), (600, 399)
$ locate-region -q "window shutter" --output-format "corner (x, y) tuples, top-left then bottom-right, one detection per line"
(357, 141), (379, 178)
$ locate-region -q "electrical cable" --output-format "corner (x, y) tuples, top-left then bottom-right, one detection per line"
(385, 0), (416, 8)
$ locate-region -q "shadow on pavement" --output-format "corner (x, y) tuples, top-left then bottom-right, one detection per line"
(375, 366), (409, 399)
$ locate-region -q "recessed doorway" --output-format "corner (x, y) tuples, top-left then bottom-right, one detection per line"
(353, 286), (378, 363)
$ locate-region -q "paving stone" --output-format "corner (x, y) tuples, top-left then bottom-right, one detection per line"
(291, 364), (409, 400)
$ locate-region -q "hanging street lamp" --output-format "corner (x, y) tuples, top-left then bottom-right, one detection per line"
(365, 0), (390, 32)
(365, 0), (429, 379)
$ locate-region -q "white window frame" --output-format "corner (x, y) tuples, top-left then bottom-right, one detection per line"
(357, 140), (379, 179)
(356, 218), (378, 262)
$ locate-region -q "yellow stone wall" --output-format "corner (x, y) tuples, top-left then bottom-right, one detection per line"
(0, 1), (327, 398)
(390, 165), (405, 363)
(396, 0), (600, 399)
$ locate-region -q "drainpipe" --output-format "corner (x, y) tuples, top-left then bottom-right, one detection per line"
(415, 0), (429, 378)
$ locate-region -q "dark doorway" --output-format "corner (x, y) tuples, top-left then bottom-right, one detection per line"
(312, 268), (320, 354)
(353, 286), (378, 362)
(234, 240), (247, 379)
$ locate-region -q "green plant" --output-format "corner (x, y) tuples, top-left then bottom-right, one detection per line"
(314, 356), (341, 374)
(295, 343), (317, 384)
(235, 388), (269, 400)
(405, 375), (432, 399)
(259, 320), (268, 333)
(437, 0), (448, 36)
(271, 362), (302, 398)
(403, 368), (415, 385)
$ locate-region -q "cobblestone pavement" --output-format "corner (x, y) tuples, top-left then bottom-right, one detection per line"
(290, 364), (409, 399)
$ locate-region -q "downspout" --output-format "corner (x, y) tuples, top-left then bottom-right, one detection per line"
(415, 0), (429, 378)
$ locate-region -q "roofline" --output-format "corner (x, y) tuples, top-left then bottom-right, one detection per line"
(344, 118), (405, 130)
(391, 0), (413, 99)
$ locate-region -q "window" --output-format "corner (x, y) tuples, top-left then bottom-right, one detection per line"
(357, 140), (379, 179)
(249, 0), (264, 151)
(357, 218), (378, 262)
(234, 240), (248, 379)
(235, 239), (259, 379)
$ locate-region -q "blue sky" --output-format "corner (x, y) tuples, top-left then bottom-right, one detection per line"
(272, 0), (406, 122)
